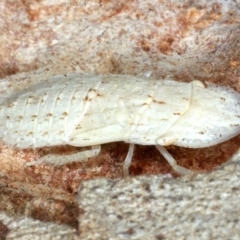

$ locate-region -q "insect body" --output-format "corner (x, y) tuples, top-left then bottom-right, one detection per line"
(0, 73), (240, 175)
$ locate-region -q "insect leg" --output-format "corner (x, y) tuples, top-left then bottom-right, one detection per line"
(155, 145), (193, 174)
(123, 144), (135, 177)
(26, 145), (101, 166)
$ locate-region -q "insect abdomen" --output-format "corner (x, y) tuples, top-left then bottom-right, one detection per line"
(0, 74), (102, 148)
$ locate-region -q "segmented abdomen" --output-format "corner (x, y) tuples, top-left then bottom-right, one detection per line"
(0, 74), (102, 148)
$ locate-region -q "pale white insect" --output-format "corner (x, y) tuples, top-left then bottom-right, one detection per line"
(0, 73), (240, 175)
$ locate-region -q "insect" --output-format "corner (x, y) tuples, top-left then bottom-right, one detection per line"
(0, 73), (239, 175)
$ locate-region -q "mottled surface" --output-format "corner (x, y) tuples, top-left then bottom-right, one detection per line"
(1, 152), (240, 239)
(77, 155), (240, 240)
(0, 0), (240, 87)
(0, 0), (240, 239)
